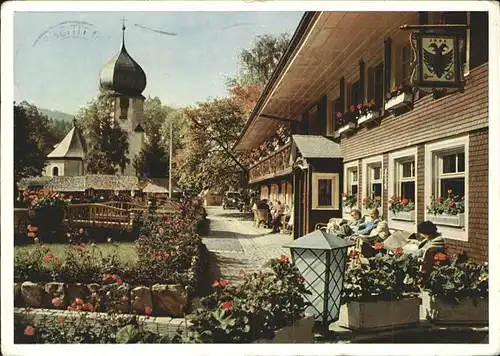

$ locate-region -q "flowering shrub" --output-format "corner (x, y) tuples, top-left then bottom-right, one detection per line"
(362, 195), (382, 210)
(385, 84), (413, 99)
(388, 195), (415, 214)
(14, 309), (177, 344)
(424, 255), (488, 304)
(356, 98), (381, 117)
(342, 193), (357, 209)
(427, 190), (465, 216)
(184, 256), (311, 343)
(342, 252), (421, 304)
(23, 189), (68, 211)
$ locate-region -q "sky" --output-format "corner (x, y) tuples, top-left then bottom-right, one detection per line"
(14, 11), (303, 115)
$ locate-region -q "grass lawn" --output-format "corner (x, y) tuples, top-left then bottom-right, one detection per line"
(14, 242), (138, 265)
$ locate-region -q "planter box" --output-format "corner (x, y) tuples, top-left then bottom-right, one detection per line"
(334, 122), (356, 138)
(339, 297), (420, 331)
(385, 92), (413, 111)
(389, 210), (415, 222)
(421, 292), (488, 325)
(428, 213), (465, 227)
(357, 111), (380, 126)
(253, 315), (315, 343)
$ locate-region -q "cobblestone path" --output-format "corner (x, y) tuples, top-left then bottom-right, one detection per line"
(202, 206), (292, 285)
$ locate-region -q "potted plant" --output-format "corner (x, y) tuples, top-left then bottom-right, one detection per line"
(421, 254), (488, 325)
(426, 190), (465, 227)
(340, 250), (421, 330)
(24, 189), (68, 232)
(334, 105), (357, 138)
(362, 194), (381, 216)
(384, 84), (414, 111)
(342, 193), (357, 213)
(388, 196), (415, 221)
(357, 99), (381, 126)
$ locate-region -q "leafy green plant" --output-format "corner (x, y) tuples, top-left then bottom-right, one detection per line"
(184, 256), (311, 343)
(427, 190), (465, 216)
(362, 195), (382, 210)
(342, 251), (421, 304)
(342, 193), (357, 209)
(389, 195), (415, 214)
(424, 256), (488, 304)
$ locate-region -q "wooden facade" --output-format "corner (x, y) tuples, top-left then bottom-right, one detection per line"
(235, 11), (490, 261)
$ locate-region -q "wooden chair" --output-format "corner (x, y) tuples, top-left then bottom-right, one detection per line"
(254, 209), (269, 228)
(281, 215), (292, 234)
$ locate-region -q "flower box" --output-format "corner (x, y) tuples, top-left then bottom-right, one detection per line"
(428, 213), (465, 228)
(385, 92), (413, 111)
(253, 315), (315, 343)
(339, 297), (420, 331)
(420, 292), (488, 325)
(357, 111), (380, 126)
(334, 122), (356, 138)
(389, 210), (415, 222)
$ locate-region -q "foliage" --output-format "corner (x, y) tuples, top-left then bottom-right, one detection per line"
(75, 91), (129, 174)
(14, 101), (60, 183)
(15, 310), (176, 344)
(427, 190), (465, 216)
(362, 195), (382, 210)
(174, 98), (249, 192)
(389, 195), (415, 214)
(342, 192), (357, 209)
(23, 189), (68, 211)
(48, 118), (73, 143)
(424, 256), (488, 304)
(133, 97), (180, 178)
(184, 255), (311, 343)
(228, 33), (290, 87)
(342, 251), (421, 304)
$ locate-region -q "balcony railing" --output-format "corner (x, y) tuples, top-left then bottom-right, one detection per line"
(249, 143), (292, 184)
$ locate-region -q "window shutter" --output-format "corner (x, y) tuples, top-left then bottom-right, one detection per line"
(339, 77), (345, 113)
(383, 38), (392, 95)
(359, 60), (365, 104)
(367, 67), (374, 101)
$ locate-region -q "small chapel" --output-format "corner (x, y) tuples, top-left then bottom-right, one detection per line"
(45, 22), (147, 177)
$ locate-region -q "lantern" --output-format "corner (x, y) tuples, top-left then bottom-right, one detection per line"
(283, 230), (354, 327)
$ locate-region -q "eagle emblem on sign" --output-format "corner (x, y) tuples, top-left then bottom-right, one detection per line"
(423, 40), (454, 79)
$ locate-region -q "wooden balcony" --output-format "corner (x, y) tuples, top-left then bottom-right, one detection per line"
(249, 143), (293, 184)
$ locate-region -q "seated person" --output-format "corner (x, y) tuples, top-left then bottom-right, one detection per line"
(415, 220), (445, 258)
(271, 201), (285, 233)
(356, 208), (381, 236)
(331, 209), (364, 237)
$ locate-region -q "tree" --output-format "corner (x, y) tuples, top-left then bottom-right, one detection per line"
(133, 97), (181, 178)
(49, 118), (73, 143)
(227, 33), (290, 115)
(75, 92), (129, 174)
(174, 98), (249, 192)
(14, 102), (56, 182)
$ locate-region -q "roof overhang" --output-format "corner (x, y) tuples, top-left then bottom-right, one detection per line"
(235, 11), (419, 151)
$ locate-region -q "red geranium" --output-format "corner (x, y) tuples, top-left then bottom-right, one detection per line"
(374, 242), (384, 250)
(27, 225), (39, 232)
(280, 255), (289, 264)
(103, 274), (112, 281)
(434, 252), (449, 261)
(52, 297), (62, 307)
(336, 112), (343, 119)
(79, 243), (86, 248)
(350, 105), (355, 112)
(42, 254), (53, 263)
(27, 232), (36, 238)
(58, 316), (65, 324)
(393, 247), (403, 256)
(75, 298), (83, 305)
(356, 103), (363, 110)
(145, 306), (153, 315)
(221, 301), (233, 311)
(24, 326), (35, 336)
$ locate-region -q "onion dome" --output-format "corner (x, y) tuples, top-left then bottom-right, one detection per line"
(99, 23), (146, 96)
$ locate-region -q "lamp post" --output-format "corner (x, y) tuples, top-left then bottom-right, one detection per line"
(283, 230), (354, 329)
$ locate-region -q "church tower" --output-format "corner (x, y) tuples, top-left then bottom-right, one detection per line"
(98, 21), (146, 176)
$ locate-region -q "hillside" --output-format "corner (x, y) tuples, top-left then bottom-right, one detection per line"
(38, 108), (74, 122)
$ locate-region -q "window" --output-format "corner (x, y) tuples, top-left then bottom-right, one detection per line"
(439, 152), (465, 198)
(397, 159), (416, 202)
(373, 63), (384, 106)
(425, 136), (468, 240)
(401, 46), (412, 85)
(312, 173), (339, 210)
(369, 165), (383, 197)
(120, 98), (129, 120)
(349, 170), (358, 196)
(318, 180), (333, 206)
(331, 97), (343, 132)
(52, 166), (59, 177)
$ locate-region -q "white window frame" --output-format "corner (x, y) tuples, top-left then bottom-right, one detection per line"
(425, 136), (469, 241)
(343, 161), (359, 218)
(312, 172), (340, 210)
(362, 155), (384, 215)
(388, 147), (418, 231)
